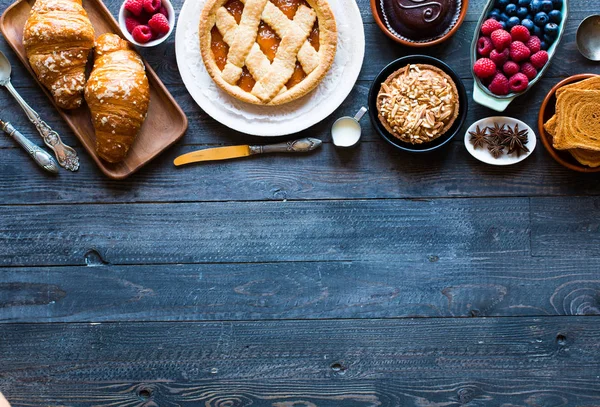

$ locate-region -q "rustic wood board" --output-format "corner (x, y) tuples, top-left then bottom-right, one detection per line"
(0, 0), (188, 179)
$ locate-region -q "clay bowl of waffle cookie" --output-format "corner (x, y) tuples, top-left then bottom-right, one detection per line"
(538, 73), (600, 172)
(370, 0), (468, 46)
(368, 55), (468, 152)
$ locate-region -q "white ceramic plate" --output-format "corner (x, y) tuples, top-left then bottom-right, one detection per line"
(464, 116), (536, 165)
(175, 0), (365, 136)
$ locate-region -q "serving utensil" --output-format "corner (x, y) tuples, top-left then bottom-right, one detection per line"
(1, 119), (58, 173)
(174, 138), (322, 166)
(0, 51), (79, 171)
(576, 15), (600, 61)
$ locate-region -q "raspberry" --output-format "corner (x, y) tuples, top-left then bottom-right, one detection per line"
(491, 29), (512, 51)
(510, 25), (531, 42)
(503, 61), (520, 76)
(509, 72), (529, 92)
(125, 16), (141, 34)
(488, 72), (509, 95)
(477, 37), (494, 56)
(124, 0), (143, 15)
(530, 50), (548, 69)
(473, 58), (497, 79)
(148, 13), (170, 36)
(509, 41), (531, 62)
(520, 62), (538, 80)
(481, 18), (503, 36)
(143, 0), (161, 13)
(490, 48), (509, 65)
(132, 24), (153, 43)
(525, 36), (541, 53)
(158, 5), (168, 18)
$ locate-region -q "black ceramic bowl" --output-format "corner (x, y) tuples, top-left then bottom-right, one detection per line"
(368, 55), (468, 153)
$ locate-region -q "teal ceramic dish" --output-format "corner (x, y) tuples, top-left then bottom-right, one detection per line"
(471, 0), (568, 112)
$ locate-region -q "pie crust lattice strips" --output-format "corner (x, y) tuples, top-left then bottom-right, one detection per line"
(199, 0), (337, 105)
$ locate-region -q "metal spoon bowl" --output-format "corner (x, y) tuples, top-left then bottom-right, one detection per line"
(577, 15), (600, 61)
(0, 51), (79, 171)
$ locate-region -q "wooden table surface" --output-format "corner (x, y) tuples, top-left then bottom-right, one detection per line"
(2, 0), (600, 405)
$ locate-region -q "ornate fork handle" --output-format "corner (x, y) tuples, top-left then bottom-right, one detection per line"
(4, 80), (79, 171)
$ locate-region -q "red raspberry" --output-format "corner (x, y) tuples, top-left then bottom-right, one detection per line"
(132, 24), (153, 43)
(508, 72), (529, 92)
(473, 58), (497, 79)
(503, 61), (520, 76)
(488, 72), (509, 95)
(477, 37), (494, 56)
(124, 0), (143, 15)
(530, 50), (549, 69)
(490, 48), (509, 65)
(509, 41), (531, 62)
(520, 62), (538, 80)
(510, 25), (530, 42)
(158, 5), (168, 18)
(525, 36), (541, 53)
(143, 0), (161, 13)
(481, 18), (503, 36)
(148, 13), (170, 36)
(125, 16), (141, 34)
(491, 29), (511, 51)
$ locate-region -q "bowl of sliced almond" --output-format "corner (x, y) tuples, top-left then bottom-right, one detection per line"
(368, 55), (468, 153)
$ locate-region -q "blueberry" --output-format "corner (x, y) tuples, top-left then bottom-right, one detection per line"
(496, 0), (510, 9)
(544, 22), (559, 37)
(541, 0), (553, 12)
(500, 12), (510, 21)
(543, 33), (555, 44)
(551, 0), (562, 9)
(489, 9), (502, 19)
(518, 0), (531, 6)
(521, 18), (535, 32)
(548, 9), (562, 23)
(530, 0), (542, 13)
(507, 16), (521, 28)
(505, 3), (517, 15)
(516, 6), (529, 18)
(540, 40), (549, 50)
(499, 20), (507, 29)
(534, 12), (549, 26)
(533, 24), (543, 37)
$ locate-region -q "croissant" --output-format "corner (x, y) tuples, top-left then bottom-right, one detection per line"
(85, 33), (150, 163)
(23, 0), (95, 109)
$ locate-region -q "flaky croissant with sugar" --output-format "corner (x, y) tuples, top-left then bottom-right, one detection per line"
(23, 0), (95, 109)
(85, 33), (150, 163)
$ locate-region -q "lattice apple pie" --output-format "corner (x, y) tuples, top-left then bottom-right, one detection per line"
(199, 0), (337, 105)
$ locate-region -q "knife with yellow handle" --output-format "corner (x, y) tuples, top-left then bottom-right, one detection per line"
(174, 137), (322, 166)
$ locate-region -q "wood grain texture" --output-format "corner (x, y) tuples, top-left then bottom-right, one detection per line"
(2, 257), (600, 322)
(0, 198), (529, 267)
(1, 318), (600, 406)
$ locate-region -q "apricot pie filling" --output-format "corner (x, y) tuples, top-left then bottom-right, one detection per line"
(200, 0), (337, 105)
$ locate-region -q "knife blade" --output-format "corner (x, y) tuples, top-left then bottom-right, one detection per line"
(174, 137), (322, 167)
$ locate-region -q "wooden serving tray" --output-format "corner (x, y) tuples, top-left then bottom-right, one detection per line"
(0, 0), (188, 179)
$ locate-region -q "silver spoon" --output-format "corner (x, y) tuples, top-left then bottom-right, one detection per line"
(0, 51), (79, 171)
(577, 15), (600, 61)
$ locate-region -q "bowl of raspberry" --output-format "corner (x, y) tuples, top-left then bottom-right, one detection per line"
(471, 0), (568, 111)
(119, 0), (175, 47)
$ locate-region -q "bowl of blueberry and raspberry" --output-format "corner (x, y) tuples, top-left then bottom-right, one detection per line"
(471, 0), (567, 111)
(119, 0), (175, 47)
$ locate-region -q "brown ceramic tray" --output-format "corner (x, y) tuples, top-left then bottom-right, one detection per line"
(370, 0), (468, 47)
(0, 0), (188, 179)
(538, 73), (600, 173)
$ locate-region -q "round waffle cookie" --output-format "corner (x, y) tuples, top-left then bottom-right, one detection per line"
(199, 0), (337, 105)
(376, 63), (459, 144)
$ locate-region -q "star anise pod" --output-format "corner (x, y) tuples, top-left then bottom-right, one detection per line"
(469, 125), (488, 149)
(502, 123), (529, 157)
(487, 139), (505, 159)
(486, 122), (507, 145)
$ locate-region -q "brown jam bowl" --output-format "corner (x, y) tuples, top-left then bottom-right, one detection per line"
(538, 73), (600, 173)
(370, 0), (468, 47)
